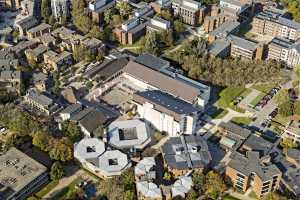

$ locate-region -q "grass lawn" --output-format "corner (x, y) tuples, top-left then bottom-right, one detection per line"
(35, 180), (59, 198)
(217, 87), (246, 108)
(231, 117), (252, 126)
(50, 177), (82, 200)
(223, 195), (241, 200)
(249, 92), (265, 107)
(240, 88), (252, 98)
(251, 83), (276, 94)
(249, 191), (259, 199)
(272, 114), (290, 126)
(211, 108), (229, 119)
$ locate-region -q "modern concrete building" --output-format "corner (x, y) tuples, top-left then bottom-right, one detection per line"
(252, 8), (300, 41)
(228, 35), (259, 60)
(226, 151), (281, 198)
(133, 90), (199, 137)
(171, 176), (193, 198)
(135, 157), (157, 181)
(107, 119), (151, 150)
(172, 0), (206, 26)
(74, 138), (131, 178)
(161, 135), (212, 177)
(0, 148), (48, 200)
(88, 0), (116, 25)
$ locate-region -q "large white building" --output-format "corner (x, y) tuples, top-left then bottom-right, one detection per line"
(133, 90), (199, 137)
(107, 119), (151, 150)
(74, 138), (131, 178)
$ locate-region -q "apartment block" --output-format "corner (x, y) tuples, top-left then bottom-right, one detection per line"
(172, 0), (206, 26)
(0, 68), (22, 95)
(282, 120), (300, 145)
(252, 8), (300, 41)
(51, 0), (70, 19)
(268, 37), (300, 67)
(229, 35), (259, 59)
(88, 0), (115, 25)
(114, 18), (147, 45)
(226, 151), (281, 198)
(43, 50), (73, 71)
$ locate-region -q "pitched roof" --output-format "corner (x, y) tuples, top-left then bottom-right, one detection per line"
(124, 61), (201, 103)
(136, 181), (162, 198)
(171, 176), (193, 198)
(135, 53), (169, 71)
(228, 151), (281, 182)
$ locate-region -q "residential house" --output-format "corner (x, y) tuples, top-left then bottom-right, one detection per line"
(27, 23), (51, 39)
(43, 50), (73, 71)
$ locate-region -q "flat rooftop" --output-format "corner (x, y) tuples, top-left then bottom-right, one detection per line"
(0, 148), (47, 199)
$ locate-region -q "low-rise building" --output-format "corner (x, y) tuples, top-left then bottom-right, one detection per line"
(0, 68), (21, 95)
(228, 35), (259, 60)
(136, 181), (163, 200)
(147, 16), (171, 33)
(283, 120), (300, 145)
(59, 103), (83, 121)
(27, 23), (51, 39)
(172, 0), (206, 26)
(226, 151), (281, 198)
(135, 157), (157, 181)
(0, 147), (48, 200)
(74, 138), (131, 178)
(24, 89), (60, 115)
(171, 176), (193, 198)
(107, 119), (151, 150)
(161, 135), (212, 177)
(241, 134), (274, 157)
(208, 20), (240, 43)
(43, 50), (73, 71)
(133, 90), (199, 137)
(25, 44), (49, 63)
(32, 72), (49, 91)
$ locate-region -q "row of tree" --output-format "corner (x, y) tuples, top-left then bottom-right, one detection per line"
(281, 0), (300, 22)
(170, 38), (283, 86)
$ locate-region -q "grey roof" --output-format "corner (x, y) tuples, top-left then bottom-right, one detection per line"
(161, 135), (212, 170)
(208, 39), (231, 56)
(26, 89), (53, 107)
(228, 151), (281, 182)
(32, 72), (48, 83)
(124, 61), (201, 104)
(71, 107), (111, 133)
(228, 35), (258, 51)
(0, 148), (47, 200)
(133, 90), (199, 122)
(269, 37), (293, 49)
(0, 70), (21, 80)
(219, 121), (251, 139)
(84, 57), (129, 79)
(60, 103), (82, 115)
(16, 16), (39, 30)
(243, 134), (274, 157)
(278, 17), (300, 29)
(220, 0), (247, 7)
(26, 44), (48, 57)
(74, 138), (105, 161)
(135, 53), (169, 71)
(27, 23), (51, 34)
(210, 20), (240, 38)
(286, 149), (300, 165)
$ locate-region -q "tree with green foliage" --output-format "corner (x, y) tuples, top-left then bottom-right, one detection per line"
(116, 1), (132, 19)
(72, 0), (92, 33)
(49, 140), (73, 162)
(281, 0), (300, 22)
(274, 89), (289, 104)
(52, 71), (60, 95)
(144, 32), (160, 55)
(112, 14), (122, 26)
(50, 161), (64, 180)
(163, 171), (172, 181)
(89, 25), (103, 40)
(32, 132), (52, 151)
(174, 20), (185, 34)
(41, 0), (51, 22)
(124, 190), (137, 200)
(186, 189), (198, 200)
(192, 172), (205, 192)
(294, 101), (300, 115)
(61, 121), (83, 143)
(104, 8), (114, 24)
(49, 15), (56, 25)
(203, 171), (226, 200)
(158, 10), (172, 21)
(280, 138), (297, 151)
(278, 100), (293, 117)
